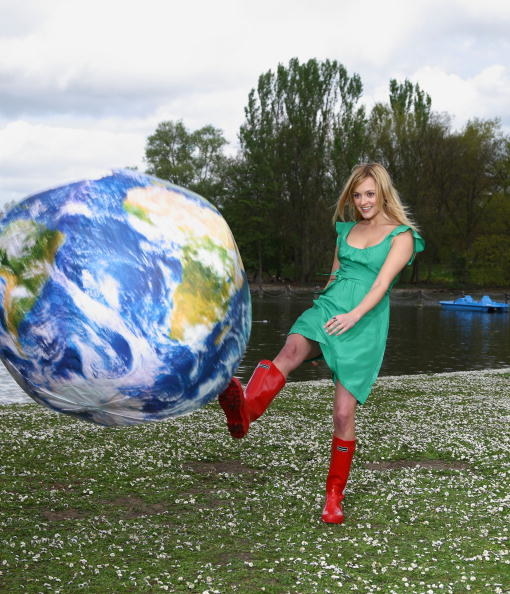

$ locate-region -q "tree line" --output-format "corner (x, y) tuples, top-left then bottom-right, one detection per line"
(146, 58), (510, 287)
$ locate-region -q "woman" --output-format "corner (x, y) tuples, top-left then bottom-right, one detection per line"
(219, 163), (425, 524)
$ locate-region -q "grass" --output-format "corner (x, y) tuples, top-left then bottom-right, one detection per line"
(0, 369), (509, 593)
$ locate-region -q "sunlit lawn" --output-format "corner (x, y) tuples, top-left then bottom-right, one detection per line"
(1, 369), (509, 593)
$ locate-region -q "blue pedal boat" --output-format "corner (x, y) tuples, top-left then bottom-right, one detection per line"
(439, 295), (509, 312)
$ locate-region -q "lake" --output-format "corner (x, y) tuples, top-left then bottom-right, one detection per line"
(0, 293), (508, 405)
(237, 293), (510, 382)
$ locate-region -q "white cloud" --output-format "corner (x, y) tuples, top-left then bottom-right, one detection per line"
(0, 120), (144, 205)
(409, 64), (510, 127)
(0, 0), (438, 119)
(0, 0), (57, 37)
(0, 0), (509, 208)
(0, 0), (249, 119)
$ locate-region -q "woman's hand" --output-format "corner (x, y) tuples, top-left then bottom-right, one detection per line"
(324, 311), (360, 335)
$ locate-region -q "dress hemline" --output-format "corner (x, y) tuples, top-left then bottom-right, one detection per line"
(288, 329), (369, 405)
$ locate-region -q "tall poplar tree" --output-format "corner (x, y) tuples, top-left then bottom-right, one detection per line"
(226, 58), (367, 282)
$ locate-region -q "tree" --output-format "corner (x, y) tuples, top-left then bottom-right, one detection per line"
(443, 119), (507, 249)
(221, 156), (282, 280)
(143, 72), (510, 287)
(225, 58), (367, 282)
(366, 79), (510, 285)
(365, 79), (434, 281)
(145, 120), (229, 205)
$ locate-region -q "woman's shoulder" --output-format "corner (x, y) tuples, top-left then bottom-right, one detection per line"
(387, 224), (425, 265)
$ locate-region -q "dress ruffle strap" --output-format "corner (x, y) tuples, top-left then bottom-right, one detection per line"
(388, 225), (425, 265)
(335, 222), (356, 245)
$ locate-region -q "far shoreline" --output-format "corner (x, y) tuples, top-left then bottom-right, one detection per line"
(249, 283), (510, 303)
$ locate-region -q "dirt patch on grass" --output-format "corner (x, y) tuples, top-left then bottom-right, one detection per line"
(106, 495), (168, 518)
(213, 538), (255, 564)
(184, 460), (260, 503)
(186, 460), (258, 475)
(41, 508), (89, 521)
(23, 475), (82, 492)
(365, 460), (469, 471)
(41, 496), (169, 521)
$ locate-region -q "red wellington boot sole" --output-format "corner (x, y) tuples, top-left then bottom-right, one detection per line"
(218, 378), (249, 438)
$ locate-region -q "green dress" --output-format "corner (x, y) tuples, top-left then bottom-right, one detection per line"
(289, 222), (425, 404)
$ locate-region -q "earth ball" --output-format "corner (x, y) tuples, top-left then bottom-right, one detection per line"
(0, 169), (251, 426)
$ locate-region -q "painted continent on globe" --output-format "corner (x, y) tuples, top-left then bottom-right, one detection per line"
(0, 170), (251, 425)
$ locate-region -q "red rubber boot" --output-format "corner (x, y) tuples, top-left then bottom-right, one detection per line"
(218, 360), (285, 438)
(321, 436), (356, 524)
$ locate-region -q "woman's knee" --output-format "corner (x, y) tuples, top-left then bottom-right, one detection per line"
(333, 386), (357, 432)
(273, 335), (316, 375)
(279, 335), (311, 363)
(279, 341), (299, 361)
(332, 406), (355, 432)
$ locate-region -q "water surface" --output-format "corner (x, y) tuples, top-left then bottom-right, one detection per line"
(237, 295), (510, 382)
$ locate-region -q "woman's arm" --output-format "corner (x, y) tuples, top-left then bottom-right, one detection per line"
(324, 231), (413, 335)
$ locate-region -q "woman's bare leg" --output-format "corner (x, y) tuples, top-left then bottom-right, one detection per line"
(272, 333), (322, 378)
(332, 383), (358, 440)
(322, 383), (358, 523)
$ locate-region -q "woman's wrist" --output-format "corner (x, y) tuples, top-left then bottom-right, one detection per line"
(349, 309), (362, 323)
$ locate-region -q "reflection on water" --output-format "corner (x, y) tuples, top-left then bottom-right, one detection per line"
(1, 296), (508, 404)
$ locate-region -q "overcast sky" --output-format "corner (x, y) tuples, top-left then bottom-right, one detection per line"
(1, 0), (509, 208)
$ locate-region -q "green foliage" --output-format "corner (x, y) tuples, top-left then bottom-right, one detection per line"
(143, 62), (510, 287)
(366, 80), (510, 286)
(223, 57), (367, 282)
(468, 234), (510, 286)
(144, 120), (229, 206)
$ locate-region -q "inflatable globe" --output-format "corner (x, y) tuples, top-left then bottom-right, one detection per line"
(0, 169), (251, 426)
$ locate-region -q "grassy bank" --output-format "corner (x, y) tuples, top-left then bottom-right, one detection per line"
(1, 369), (509, 593)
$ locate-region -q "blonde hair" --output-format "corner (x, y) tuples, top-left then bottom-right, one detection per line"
(332, 163), (418, 230)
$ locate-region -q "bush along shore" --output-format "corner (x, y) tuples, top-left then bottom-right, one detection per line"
(0, 368), (509, 593)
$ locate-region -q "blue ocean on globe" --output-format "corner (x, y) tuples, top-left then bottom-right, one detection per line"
(0, 169), (251, 426)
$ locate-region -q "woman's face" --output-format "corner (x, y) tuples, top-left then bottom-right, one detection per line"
(352, 176), (380, 221)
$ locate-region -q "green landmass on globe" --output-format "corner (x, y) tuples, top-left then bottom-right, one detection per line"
(0, 219), (64, 336)
(170, 237), (235, 342)
(123, 201), (152, 224)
